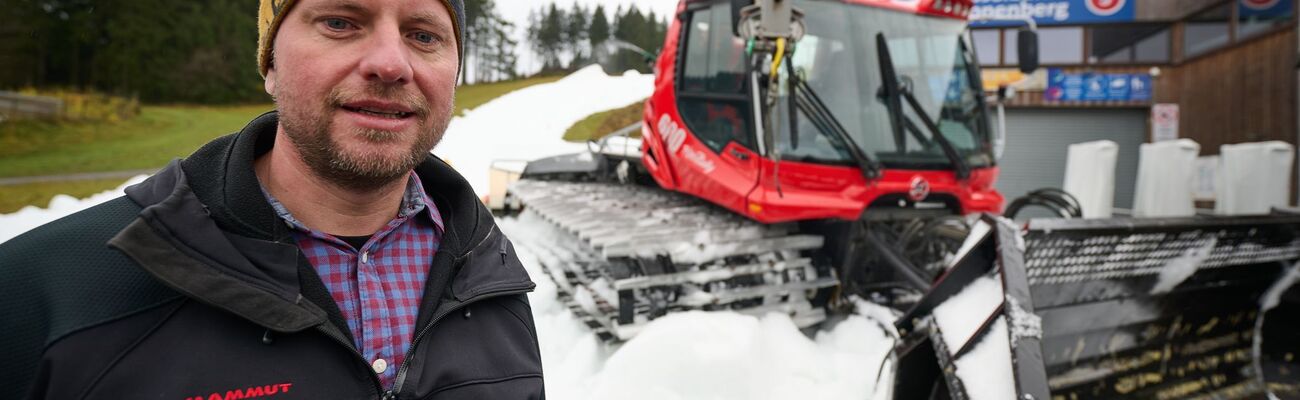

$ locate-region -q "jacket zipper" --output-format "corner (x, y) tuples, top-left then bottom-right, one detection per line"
(315, 324), (388, 396)
(387, 284), (534, 397)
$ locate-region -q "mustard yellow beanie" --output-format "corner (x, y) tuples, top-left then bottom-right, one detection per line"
(257, 0), (466, 77)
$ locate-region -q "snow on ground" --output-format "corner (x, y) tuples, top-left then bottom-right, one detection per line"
(0, 175), (148, 244)
(498, 214), (900, 400)
(0, 67), (905, 399)
(434, 65), (655, 198)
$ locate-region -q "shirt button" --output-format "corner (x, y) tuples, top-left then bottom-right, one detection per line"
(360, 252), (370, 264)
(372, 358), (388, 374)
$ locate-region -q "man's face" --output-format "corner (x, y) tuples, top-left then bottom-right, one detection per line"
(265, 0), (458, 190)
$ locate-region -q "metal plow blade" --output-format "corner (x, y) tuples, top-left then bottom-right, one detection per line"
(893, 214), (1300, 400)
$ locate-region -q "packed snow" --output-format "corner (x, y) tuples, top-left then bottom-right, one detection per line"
(951, 316), (1015, 400)
(434, 65), (654, 198)
(932, 275), (1003, 352)
(0, 175), (148, 243)
(1, 68), (907, 399)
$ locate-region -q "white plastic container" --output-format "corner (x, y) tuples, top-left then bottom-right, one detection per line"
(1132, 139), (1200, 218)
(1215, 141), (1295, 215)
(1063, 140), (1118, 218)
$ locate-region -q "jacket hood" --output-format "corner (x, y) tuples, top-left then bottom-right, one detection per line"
(113, 111), (532, 333)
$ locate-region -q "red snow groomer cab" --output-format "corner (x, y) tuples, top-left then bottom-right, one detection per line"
(640, 0), (1002, 225)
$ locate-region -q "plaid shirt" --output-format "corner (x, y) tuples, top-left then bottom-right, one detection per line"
(263, 172), (444, 389)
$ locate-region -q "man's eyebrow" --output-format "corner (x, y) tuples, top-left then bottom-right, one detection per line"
(299, 0), (371, 21)
(408, 11), (452, 34)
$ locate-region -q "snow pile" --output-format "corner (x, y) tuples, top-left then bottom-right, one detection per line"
(932, 275), (1003, 350)
(580, 311), (892, 400)
(0, 175), (148, 244)
(933, 274), (1016, 400)
(498, 214), (901, 400)
(952, 316), (1015, 400)
(434, 65), (654, 197)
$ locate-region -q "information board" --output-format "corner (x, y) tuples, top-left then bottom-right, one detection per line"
(1045, 69), (1153, 103)
(971, 0), (1136, 27)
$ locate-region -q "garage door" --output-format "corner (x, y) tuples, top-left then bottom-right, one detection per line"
(995, 108), (1147, 210)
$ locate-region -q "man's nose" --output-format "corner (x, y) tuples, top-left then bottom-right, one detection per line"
(358, 24), (413, 84)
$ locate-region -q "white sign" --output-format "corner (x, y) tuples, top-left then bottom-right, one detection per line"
(1152, 104), (1179, 142)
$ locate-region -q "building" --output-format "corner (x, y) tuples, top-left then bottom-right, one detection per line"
(970, 0), (1296, 208)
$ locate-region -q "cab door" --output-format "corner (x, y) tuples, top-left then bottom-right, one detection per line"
(668, 1), (762, 215)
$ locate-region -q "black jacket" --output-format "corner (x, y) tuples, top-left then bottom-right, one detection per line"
(0, 112), (543, 400)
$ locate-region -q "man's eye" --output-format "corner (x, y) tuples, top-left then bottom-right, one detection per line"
(324, 18), (351, 30)
(412, 32), (436, 44)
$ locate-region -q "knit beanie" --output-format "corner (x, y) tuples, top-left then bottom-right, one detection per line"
(257, 0), (466, 77)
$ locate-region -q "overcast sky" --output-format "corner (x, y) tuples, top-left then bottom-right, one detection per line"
(489, 0), (680, 75)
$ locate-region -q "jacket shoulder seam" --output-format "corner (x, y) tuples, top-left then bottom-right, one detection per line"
(42, 295), (185, 350)
(486, 296), (539, 348)
(429, 373), (543, 395)
(74, 299), (188, 400)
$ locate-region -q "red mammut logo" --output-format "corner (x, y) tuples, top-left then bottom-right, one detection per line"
(185, 383), (292, 400)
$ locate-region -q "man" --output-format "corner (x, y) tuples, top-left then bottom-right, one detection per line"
(0, 0), (543, 398)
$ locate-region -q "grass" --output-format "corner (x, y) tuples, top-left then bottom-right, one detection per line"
(0, 76), (561, 212)
(0, 178), (134, 214)
(562, 99), (646, 143)
(454, 75), (563, 115)
(0, 104), (274, 178)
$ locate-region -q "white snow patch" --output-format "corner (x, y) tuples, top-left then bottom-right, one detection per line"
(434, 65), (654, 198)
(933, 275), (1004, 352)
(953, 316), (1017, 400)
(0, 175), (149, 244)
(499, 214), (898, 399)
(1149, 238), (1218, 295)
(1005, 295), (1043, 347)
(582, 311), (891, 400)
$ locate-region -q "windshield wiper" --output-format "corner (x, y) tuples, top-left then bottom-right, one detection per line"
(874, 33), (971, 180)
(787, 62), (882, 180)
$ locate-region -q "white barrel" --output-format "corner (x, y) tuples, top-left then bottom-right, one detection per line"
(1133, 139), (1200, 218)
(1215, 141), (1295, 215)
(1063, 140), (1118, 218)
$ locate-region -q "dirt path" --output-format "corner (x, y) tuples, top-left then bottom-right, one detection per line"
(0, 169), (156, 186)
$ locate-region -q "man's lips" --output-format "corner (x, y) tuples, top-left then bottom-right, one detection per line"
(339, 100), (416, 119)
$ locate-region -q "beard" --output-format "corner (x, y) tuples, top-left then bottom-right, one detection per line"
(274, 82), (452, 192)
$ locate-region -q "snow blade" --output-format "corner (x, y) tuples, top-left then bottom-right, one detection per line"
(892, 213), (1300, 400)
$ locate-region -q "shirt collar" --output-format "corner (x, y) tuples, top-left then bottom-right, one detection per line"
(261, 171), (444, 235)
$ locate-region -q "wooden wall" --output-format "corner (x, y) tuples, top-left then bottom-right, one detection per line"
(1155, 28), (1297, 155)
(1137, 0), (1223, 21)
(1002, 27), (1297, 156)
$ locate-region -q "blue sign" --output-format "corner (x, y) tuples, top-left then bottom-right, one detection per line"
(1129, 75), (1152, 101)
(1239, 0), (1293, 18)
(1045, 68), (1152, 102)
(1082, 74), (1108, 101)
(971, 0), (1136, 27)
(1105, 74), (1129, 100)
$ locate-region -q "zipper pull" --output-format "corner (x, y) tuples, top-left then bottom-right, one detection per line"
(498, 239), (508, 264)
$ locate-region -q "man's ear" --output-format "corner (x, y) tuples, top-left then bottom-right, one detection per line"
(264, 66), (276, 96)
